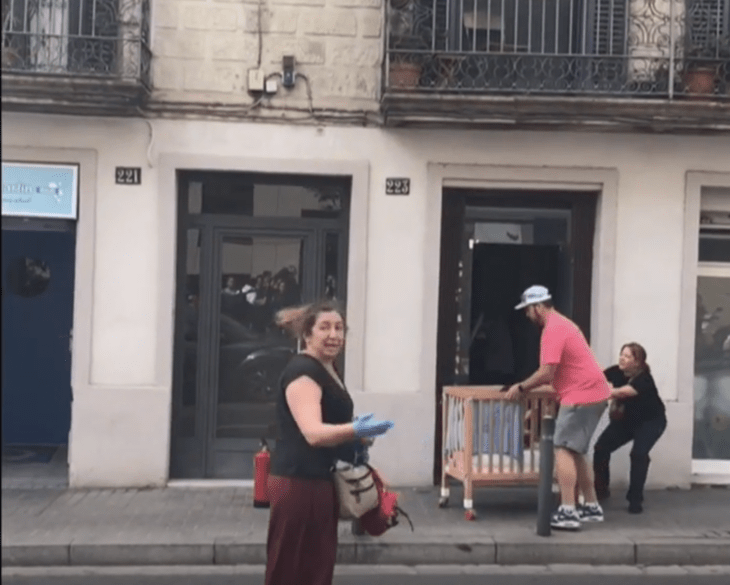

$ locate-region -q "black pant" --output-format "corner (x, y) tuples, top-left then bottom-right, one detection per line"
(593, 416), (667, 504)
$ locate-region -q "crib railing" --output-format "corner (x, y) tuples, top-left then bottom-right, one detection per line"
(440, 385), (558, 519)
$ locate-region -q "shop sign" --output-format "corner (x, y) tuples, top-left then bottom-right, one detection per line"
(2, 162), (79, 219)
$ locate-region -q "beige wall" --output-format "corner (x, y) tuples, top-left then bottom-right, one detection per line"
(3, 110), (730, 488)
(152, 0), (383, 112)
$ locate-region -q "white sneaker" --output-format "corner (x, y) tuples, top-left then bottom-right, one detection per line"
(577, 503), (604, 523)
(550, 507), (581, 531)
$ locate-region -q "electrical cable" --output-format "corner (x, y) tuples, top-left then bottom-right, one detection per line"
(136, 106), (155, 168)
(256, 0), (263, 67)
(296, 73), (315, 115)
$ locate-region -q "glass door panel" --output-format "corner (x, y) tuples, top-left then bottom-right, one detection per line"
(170, 226), (206, 479)
(181, 228), (202, 438)
(209, 232), (312, 478)
(693, 270), (730, 465)
(324, 232), (341, 300)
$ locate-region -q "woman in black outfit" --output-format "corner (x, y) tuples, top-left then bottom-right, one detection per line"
(265, 300), (394, 585)
(593, 342), (666, 514)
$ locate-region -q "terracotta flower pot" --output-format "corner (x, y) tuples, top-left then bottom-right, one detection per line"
(389, 62), (421, 89)
(2, 46), (21, 69)
(684, 67), (717, 98)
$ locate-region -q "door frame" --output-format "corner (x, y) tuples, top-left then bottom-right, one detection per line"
(432, 187), (599, 483)
(691, 262), (730, 478)
(170, 171), (352, 479)
(682, 174), (730, 485)
(424, 164), (618, 486)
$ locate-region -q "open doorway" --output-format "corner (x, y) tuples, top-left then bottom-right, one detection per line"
(468, 242), (561, 386)
(434, 189), (597, 483)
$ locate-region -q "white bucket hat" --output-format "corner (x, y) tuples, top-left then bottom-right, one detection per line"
(515, 285), (552, 310)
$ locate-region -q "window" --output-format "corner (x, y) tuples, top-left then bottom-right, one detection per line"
(1, 0), (148, 76)
(687, 0), (730, 57)
(185, 173), (350, 219)
(699, 210), (730, 262)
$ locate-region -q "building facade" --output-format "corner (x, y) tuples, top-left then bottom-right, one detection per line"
(2, 0), (730, 490)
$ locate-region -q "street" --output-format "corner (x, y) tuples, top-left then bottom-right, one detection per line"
(3, 565), (730, 585)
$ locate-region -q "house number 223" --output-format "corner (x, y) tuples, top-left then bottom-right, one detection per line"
(385, 178), (410, 195)
(115, 167), (142, 185)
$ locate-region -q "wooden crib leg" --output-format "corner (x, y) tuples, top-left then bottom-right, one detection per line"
(464, 479), (476, 520)
(439, 392), (451, 509)
(439, 464), (450, 508)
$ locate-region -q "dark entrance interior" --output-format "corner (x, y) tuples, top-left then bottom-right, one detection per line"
(434, 189), (597, 483)
(2, 218), (75, 485)
(469, 244), (560, 386)
(170, 171), (351, 480)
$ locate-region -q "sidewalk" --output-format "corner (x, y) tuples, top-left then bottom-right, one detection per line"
(2, 483), (729, 567)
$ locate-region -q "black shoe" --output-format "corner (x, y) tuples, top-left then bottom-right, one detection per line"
(628, 502), (643, 514)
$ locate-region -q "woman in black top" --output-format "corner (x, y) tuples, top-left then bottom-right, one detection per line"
(593, 342), (666, 514)
(265, 300), (394, 585)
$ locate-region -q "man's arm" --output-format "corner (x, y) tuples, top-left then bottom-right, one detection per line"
(505, 364), (558, 401)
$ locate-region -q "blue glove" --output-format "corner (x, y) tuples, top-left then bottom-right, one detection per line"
(353, 413), (394, 439)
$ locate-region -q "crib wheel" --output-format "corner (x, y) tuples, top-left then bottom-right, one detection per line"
(464, 509), (476, 521)
(438, 496), (449, 508)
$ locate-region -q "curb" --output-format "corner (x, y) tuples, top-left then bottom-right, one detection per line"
(4, 538), (730, 567)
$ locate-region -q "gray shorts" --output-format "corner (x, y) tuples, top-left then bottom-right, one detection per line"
(553, 401), (607, 454)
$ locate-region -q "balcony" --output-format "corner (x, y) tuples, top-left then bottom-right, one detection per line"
(2, 0), (151, 116)
(383, 0), (730, 131)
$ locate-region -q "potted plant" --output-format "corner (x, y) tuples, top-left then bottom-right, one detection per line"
(2, 0), (18, 67)
(389, 44), (425, 89)
(683, 0), (729, 97)
(2, 0), (39, 69)
(683, 44), (723, 97)
(387, 0), (427, 89)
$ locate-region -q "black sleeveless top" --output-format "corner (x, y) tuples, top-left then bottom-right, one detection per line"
(271, 354), (356, 480)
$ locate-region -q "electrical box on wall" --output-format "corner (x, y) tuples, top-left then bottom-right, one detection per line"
(265, 78), (278, 94)
(248, 69), (265, 93)
(282, 55), (296, 88)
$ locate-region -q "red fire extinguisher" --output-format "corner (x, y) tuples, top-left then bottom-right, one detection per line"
(254, 439), (271, 508)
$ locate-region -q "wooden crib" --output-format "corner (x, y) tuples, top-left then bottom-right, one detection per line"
(440, 385), (558, 520)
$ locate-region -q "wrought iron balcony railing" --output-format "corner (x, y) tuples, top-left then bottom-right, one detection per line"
(2, 0), (150, 88)
(385, 0), (730, 99)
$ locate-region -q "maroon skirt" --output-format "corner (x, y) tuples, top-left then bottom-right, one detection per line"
(265, 475), (339, 585)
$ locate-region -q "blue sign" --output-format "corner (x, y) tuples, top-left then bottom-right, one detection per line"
(2, 162), (79, 219)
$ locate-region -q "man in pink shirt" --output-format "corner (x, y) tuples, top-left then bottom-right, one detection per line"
(506, 285), (609, 530)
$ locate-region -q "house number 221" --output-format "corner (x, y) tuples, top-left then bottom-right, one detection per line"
(115, 167), (142, 185)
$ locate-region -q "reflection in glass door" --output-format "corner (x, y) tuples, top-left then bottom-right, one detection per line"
(209, 232), (311, 478)
(693, 268), (730, 471)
